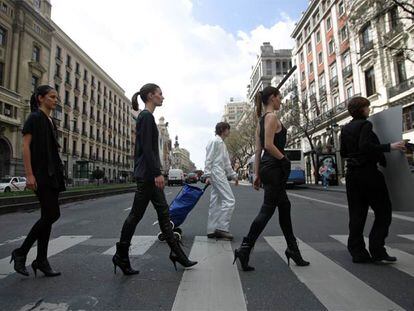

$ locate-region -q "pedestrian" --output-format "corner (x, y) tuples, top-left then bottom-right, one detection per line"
(340, 96), (406, 263)
(11, 85), (66, 277)
(233, 86), (309, 271)
(112, 83), (197, 275)
(318, 156), (335, 190)
(204, 122), (239, 240)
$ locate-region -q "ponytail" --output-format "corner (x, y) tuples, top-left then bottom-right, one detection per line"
(255, 91), (263, 118)
(30, 85), (54, 112)
(131, 92), (140, 111)
(131, 83), (160, 112)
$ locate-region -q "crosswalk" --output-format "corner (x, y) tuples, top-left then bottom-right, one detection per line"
(0, 234), (413, 310)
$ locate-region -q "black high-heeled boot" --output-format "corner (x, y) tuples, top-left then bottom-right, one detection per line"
(31, 259), (61, 277)
(159, 217), (197, 270)
(112, 242), (139, 275)
(233, 237), (255, 271)
(10, 249), (29, 276)
(285, 241), (310, 267)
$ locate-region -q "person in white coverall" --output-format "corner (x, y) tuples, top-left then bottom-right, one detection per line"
(204, 122), (238, 241)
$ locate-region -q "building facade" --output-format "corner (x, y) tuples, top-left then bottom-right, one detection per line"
(222, 97), (249, 128)
(171, 136), (196, 173)
(157, 116), (172, 175)
(0, 0), (133, 180)
(289, 0), (414, 183)
(247, 43), (292, 104)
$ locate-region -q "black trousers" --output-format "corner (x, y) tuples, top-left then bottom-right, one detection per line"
(120, 182), (173, 244)
(346, 168), (392, 258)
(246, 160), (296, 245)
(19, 186), (60, 261)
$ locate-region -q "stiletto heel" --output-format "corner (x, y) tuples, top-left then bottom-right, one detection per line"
(286, 254), (290, 266)
(234, 238), (255, 272)
(31, 259), (61, 277)
(112, 242), (139, 276)
(113, 263), (117, 275)
(169, 254), (178, 271)
(285, 241), (310, 267)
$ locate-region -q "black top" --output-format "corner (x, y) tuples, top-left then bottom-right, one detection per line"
(340, 118), (390, 170)
(133, 110), (162, 181)
(22, 110), (66, 191)
(260, 112), (287, 165)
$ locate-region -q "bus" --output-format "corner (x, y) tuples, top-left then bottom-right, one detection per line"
(247, 149), (305, 186)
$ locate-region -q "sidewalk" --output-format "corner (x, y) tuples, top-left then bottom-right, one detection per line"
(302, 183), (346, 193)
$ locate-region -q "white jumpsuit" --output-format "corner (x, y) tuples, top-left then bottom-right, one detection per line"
(204, 135), (237, 234)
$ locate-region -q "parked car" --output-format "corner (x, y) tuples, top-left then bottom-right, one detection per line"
(0, 177), (27, 192)
(168, 169), (185, 186)
(186, 173), (198, 184)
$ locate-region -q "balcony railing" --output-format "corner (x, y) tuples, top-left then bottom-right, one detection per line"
(89, 133), (95, 140)
(72, 151), (80, 157)
(342, 65), (353, 79)
(387, 76), (414, 98)
(82, 130), (88, 137)
(73, 127), (80, 133)
(359, 41), (373, 57)
(319, 85), (326, 99)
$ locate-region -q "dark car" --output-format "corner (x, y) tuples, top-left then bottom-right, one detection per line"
(186, 173), (198, 184)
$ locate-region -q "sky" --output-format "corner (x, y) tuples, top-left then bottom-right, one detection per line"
(51, 0), (308, 169)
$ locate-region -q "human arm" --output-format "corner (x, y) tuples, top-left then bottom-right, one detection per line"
(264, 114), (285, 160)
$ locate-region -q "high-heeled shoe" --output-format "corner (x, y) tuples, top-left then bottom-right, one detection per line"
(31, 259), (61, 277)
(112, 242), (139, 275)
(233, 237), (255, 271)
(168, 242), (197, 271)
(285, 241), (310, 267)
(10, 249), (29, 276)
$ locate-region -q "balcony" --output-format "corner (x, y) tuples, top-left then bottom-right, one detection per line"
(65, 81), (72, 90)
(73, 127), (80, 134)
(89, 153), (96, 160)
(90, 114), (95, 121)
(319, 85), (327, 99)
(309, 94), (317, 106)
(63, 122), (70, 130)
(359, 41), (373, 58)
(72, 151), (80, 157)
(74, 104), (80, 113)
(387, 76), (414, 99)
(96, 136), (101, 143)
(81, 153), (87, 159)
(342, 65), (353, 79)
(330, 76), (338, 88)
(66, 63), (73, 72)
(89, 133), (95, 140)
(384, 24), (404, 42)
(82, 130), (88, 137)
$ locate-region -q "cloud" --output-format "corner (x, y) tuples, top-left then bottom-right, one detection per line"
(51, 0), (296, 169)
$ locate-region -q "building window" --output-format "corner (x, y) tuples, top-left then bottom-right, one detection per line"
(338, 1), (345, 16)
(301, 71), (305, 81)
(31, 75), (39, 92)
(53, 104), (62, 121)
(326, 16), (332, 30)
(307, 42), (312, 54)
(319, 74), (326, 87)
(0, 26), (6, 46)
(342, 50), (351, 67)
(56, 46), (62, 59)
(330, 62), (337, 78)
(55, 64), (61, 78)
(300, 52), (304, 63)
(395, 53), (407, 84)
(389, 6), (399, 30)
(75, 62), (80, 74)
(313, 11), (320, 25)
(84, 69), (88, 81)
(34, 0), (41, 9)
(318, 52), (323, 65)
(328, 40), (335, 55)
(309, 62), (313, 74)
(360, 23), (372, 46)
(1, 3), (7, 13)
(32, 45), (40, 62)
(266, 59), (272, 76)
(346, 85), (354, 98)
(365, 66), (376, 97)
(316, 30), (321, 43)
(66, 55), (71, 67)
(340, 25), (348, 42)
(403, 105), (414, 132)
(333, 95), (340, 106)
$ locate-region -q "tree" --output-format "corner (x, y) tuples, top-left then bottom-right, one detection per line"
(283, 94), (320, 184)
(346, 0), (414, 63)
(92, 168), (105, 186)
(225, 108), (257, 173)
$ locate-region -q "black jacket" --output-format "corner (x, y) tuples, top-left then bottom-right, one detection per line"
(340, 118), (390, 170)
(22, 110), (66, 191)
(133, 110), (162, 181)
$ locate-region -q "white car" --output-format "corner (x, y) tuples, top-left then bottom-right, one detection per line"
(0, 177), (27, 192)
(168, 169), (184, 186)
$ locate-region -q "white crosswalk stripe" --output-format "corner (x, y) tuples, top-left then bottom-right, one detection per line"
(102, 236), (158, 256)
(172, 236), (247, 311)
(264, 236), (404, 311)
(0, 235), (91, 279)
(331, 235), (414, 278)
(398, 234), (414, 241)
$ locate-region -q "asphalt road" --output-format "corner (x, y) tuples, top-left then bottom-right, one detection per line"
(0, 182), (413, 311)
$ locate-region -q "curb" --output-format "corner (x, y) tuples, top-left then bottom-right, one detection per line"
(0, 186), (136, 215)
(296, 185), (347, 194)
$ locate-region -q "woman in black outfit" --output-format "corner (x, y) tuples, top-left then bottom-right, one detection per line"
(234, 86), (309, 271)
(112, 83), (197, 275)
(11, 85), (66, 277)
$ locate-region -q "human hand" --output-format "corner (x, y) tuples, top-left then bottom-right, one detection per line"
(26, 174), (37, 191)
(253, 176), (261, 190)
(155, 175), (165, 189)
(391, 141), (406, 152)
(205, 178), (211, 185)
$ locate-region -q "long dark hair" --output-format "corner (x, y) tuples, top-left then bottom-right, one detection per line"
(30, 85), (55, 112)
(131, 83), (160, 111)
(255, 86), (280, 118)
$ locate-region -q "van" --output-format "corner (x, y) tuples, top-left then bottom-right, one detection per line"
(168, 169), (184, 186)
